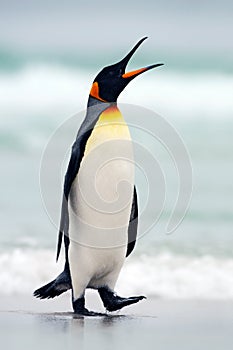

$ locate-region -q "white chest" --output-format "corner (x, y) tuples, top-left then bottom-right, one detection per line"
(68, 106), (134, 250)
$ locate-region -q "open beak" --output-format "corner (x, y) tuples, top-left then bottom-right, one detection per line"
(117, 37), (164, 79)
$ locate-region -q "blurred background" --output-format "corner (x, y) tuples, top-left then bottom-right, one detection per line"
(0, 0), (233, 299)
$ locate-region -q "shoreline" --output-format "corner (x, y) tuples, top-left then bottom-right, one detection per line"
(1, 295), (232, 350)
(1, 293), (233, 316)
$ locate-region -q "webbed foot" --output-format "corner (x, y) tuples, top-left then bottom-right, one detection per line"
(98, 287), (146, 312)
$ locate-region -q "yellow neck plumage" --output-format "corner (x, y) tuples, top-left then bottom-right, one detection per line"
(84, 105), (131, 156)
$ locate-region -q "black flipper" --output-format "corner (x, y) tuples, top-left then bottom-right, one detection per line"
(56, 99), (111, 263)
(33, 267), (71, 299)
(126, 186), (138, 257)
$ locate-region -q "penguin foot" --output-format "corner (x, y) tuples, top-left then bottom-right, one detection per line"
(75, 309), (104, 317)
(72, 297), (104, 317)
(98, 287), (146, 312)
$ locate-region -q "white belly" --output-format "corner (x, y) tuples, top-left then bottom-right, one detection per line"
(68, 110), (134, 297)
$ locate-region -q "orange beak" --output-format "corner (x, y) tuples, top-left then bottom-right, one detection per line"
(122, 64), (164, 79)
(114, 37), (164, 79)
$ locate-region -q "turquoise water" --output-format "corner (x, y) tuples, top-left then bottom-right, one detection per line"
(1, 48), (233, 74)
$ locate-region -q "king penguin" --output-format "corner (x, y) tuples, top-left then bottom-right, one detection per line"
(34, 37), (163, 315)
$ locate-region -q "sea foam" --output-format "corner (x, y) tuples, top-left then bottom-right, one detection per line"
(1, 249), (232, 299)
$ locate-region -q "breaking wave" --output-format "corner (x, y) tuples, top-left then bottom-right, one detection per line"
(1, 249), (232, 299)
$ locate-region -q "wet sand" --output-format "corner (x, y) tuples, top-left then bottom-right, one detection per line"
(0, 294), (232, 350)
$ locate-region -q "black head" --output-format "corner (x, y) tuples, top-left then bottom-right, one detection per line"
(89, 37), (164, 103)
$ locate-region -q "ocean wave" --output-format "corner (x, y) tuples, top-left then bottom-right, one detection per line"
(0, 249), (232, 299)
(0, 64), (233, 120)
(0, 65), (89, 117)
(1, 64), (232, 153)
(119, 253), (233, 299)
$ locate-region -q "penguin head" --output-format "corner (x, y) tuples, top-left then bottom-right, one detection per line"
(89, 37), (163, 103)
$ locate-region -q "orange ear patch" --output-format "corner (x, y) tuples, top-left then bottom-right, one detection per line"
(90, 82), (107, 102)
(122, 68), (147, 79)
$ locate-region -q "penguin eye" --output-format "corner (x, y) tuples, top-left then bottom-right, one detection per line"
(108, 70), (122, 77)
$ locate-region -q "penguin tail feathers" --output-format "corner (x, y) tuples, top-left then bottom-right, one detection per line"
(33, 269), (71, 299)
